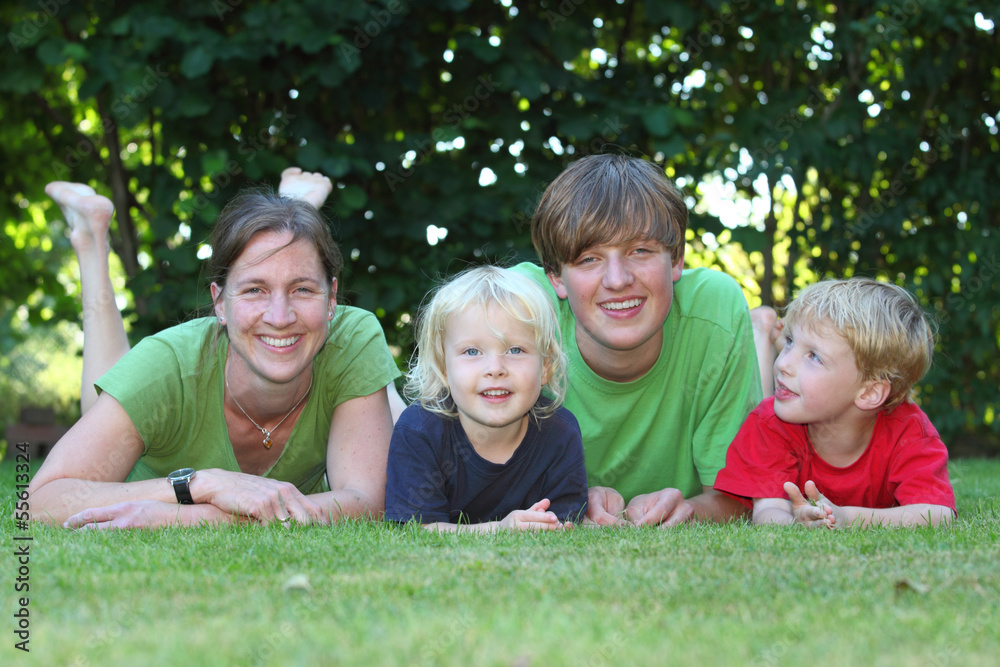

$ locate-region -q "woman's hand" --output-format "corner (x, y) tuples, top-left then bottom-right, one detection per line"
(64, 500), (227, 530)
(193, 469), (330, 525)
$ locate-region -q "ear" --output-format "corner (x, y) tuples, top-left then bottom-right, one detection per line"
(855, 379), (891, 411)
(671, 250), (684, 282)
(540, 357), (553, 387)
(328, 277), (338, 321)
(210, 282), (225, 320)
(547, 270), (568, 299)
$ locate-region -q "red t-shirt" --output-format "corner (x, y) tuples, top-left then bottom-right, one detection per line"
(714, 398), (956, 512)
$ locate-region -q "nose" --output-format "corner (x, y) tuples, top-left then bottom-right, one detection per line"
(775, 345), (793, 376)
(484, 352), (508, 378)
(262, 292), (296, 328)
(602, 253), (634, 291)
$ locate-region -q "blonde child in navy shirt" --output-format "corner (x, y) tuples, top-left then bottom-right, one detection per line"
(385, 266), (587, 530)
(715, 278), (955, 528)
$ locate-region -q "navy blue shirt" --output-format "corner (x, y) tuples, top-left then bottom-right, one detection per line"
(385, 403), (588, 524)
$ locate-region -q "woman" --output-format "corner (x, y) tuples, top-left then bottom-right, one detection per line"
(28, 170), (399, 528)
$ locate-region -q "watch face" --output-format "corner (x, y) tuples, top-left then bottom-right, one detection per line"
(168, 467), (195, 481)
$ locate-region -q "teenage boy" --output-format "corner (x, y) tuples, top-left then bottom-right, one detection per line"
(513, 154), (763, 526)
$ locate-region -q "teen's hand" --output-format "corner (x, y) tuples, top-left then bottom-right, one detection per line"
(584, 486), (627, 526)
(626, 488), (695, 527)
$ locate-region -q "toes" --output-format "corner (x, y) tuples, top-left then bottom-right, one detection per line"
(46, 181), (98, 200)
(750, 306), (777, 331)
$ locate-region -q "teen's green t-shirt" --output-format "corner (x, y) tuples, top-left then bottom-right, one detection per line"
(513, 263), (762, 503)
(96, 307), (400, 495)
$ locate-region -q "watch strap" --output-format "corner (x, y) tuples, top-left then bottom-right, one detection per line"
(172, 479), (194, 505)
(168, 469), (196, 505)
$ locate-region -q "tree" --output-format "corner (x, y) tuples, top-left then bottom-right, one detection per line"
(2, 0), (997, 450)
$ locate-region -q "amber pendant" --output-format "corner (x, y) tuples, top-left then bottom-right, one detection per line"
(263, 435), (273, 450)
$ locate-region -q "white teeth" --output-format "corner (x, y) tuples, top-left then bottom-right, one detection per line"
(601, 299), (642, 311)
(261, 335), (300, 348)
(482, 390), (510, 397)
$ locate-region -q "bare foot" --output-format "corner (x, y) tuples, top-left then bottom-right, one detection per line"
(751, 306), (784, 355)
(45, 182), (114, 255)
(278, 167), (333, 209)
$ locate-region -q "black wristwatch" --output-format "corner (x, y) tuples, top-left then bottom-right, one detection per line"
(167, 468), (196, 505)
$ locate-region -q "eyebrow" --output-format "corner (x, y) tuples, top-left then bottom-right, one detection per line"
(231, 276), (325, 288)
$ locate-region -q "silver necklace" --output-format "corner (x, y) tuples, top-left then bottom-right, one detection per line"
(225, 373), (313, 450)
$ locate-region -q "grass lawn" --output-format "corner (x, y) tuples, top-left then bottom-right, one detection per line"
(2, 457), (998, 666)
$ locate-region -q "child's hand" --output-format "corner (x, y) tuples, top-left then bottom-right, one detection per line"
(500, 498), (563, 531)
(784, 481), (838, 529)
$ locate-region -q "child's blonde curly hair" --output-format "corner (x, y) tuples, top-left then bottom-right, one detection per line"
(404, 265), (567, 420)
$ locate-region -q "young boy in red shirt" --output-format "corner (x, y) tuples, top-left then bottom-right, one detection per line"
(714, 278), (956, 528)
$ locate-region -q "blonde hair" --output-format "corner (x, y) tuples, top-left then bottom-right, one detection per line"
(405, 265), (567, 420)
(531, 154), (688, 274)
(783, 278), (935, 411)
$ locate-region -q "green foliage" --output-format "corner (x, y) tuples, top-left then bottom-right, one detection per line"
(1, 0), (997, 450)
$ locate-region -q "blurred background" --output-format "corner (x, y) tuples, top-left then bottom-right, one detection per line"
(1, 0), (997, 457)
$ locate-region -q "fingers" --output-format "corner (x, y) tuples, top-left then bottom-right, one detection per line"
(626, 489), (685, 526)
(64, 501), (172, 530)
(258, 483), (323, 526)
(784, 481), (833, 526)
(512, 511), (562, 531)
(783, 481), (808, 507)
(64, 507), (114, 529)
(199, 470), (324, 526)
(586, 486), (626, 526)
(803, 480), (823, 503)
(585, 502), (624, 526)
(586, 509), (624, 526)
(526, 498), (552, 512)
(659, 502), (695, 528)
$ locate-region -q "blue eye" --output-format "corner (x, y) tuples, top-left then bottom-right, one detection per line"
(463, 348), (480, 357)
(508, 346), (524, 355)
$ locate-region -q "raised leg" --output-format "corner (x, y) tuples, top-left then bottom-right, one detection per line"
(46, 182), (130, 414)
(278, 167), (333, 209)
(750, 306), (784, 399)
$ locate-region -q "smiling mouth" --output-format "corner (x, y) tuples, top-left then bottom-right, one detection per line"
(774, 382), (798, 399)
(600, 298), (643, 311)
(481, 389), (511, 397)
(260, 335), (301, 348)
